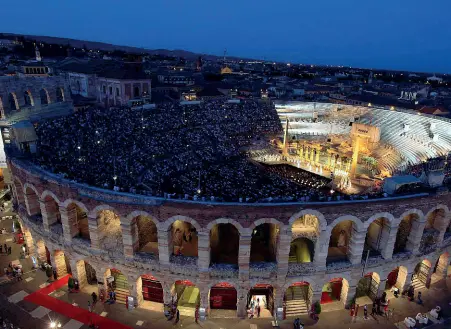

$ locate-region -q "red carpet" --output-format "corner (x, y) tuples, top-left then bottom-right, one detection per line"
(320, 292), (333, 304)
(24, 275), (132, 329)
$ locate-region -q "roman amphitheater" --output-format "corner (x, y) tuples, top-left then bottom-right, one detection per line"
(9, 102), (451, 320)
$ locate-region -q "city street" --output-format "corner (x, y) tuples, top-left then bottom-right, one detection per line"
(0, 212), (450, 329)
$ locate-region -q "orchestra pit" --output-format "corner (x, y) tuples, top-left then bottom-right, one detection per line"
(8, 100), (451, 320)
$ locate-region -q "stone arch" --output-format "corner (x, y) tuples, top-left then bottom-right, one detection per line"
(94, 208), (123, 257)
(128, 212), (159, 255)
(163, 215), (201, 232)
(250, 219), (281, 263)
(39, 88), (50, 105)
(328, 215), (363, 232)
(356, 271), (381, 301)
(23, 183), (41, 217)
(65, 201), (90, 242)
(364, 214), (393, 258)
(289, 237), (315, 263)
(61, 199), (89, 215)
(320, 277), (350, 307)
(53, 250), (71, 278)
(420, 206), (447, 253)
(23, 90), (34, 106)
(365, 212), (396, 228)
(13, 177), (24, 206)
(289, 209), (327, 231)
(56, 87), (65, 102)
(136, 273), (164, 306)
(394, 210), (423, 254)
(125, 210), (160, 228)
(326, 215), (362, 265)
(433, 252), (449, 280)
(88, 204), (118, 219)
(40, 190), (61, 205)
(8, 92), (19, 111)
(209, 282), (238, 313)
(206, 218), (244, 235)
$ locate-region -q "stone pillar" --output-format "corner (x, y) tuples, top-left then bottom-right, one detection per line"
(52, 250), (68, 278)
(276, 228), (291, 277)
(88, 214), (100, 250)
(23, 230), (35, 256)
(238, 234), (252, 280)
(348, 228), (365, 265)
(121, 223), (134, 257)
(197, 231), (210, 270)
(304, 148), (309, 160)
(380, 225), (397, 260)
(25, 191), (40, 217)
(134, 276), (144, 307)
(158, 228), (171, 265)
(406, 220), (425, 254)
(435, 254), (449, 280)
(435, 216), (449, 246)
(60, 206), (77, 243)
(376, 278), (387, 298)
(71, 259), (88, 289)
(396, 267), (408, 290)
(425, 269), (433, 288)
(35, 241), (47, 263)
(310, 286), (322, 307)
(401, 271), (414, 292)
(314, 230), (328, 270)
(236, 288), (248, 318)
(345, 284), (357, 307)
(39, 200), (51, 231)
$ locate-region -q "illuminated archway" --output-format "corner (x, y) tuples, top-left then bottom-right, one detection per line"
(67, 202), (90, 242)
(394, 213), (419, 254)
(284, 282), (311, 316)
(364, 217), (390, 258)
(210, 223), (239, 265)
(23, 90), (34, 106)
(320, 278), (349, 307)
(250, 223), (279, 263)
(169, 219), (198, 258)
(327, 219), (355, 264)
(97, 210), (123, 257)
(40, 89), (50, 105)
(356, 272), (380, 302)
(209, 282), (237, 313)
(132, 215), (158, 255)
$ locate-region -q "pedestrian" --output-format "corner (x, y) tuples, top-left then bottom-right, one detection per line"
(257, 305), (261, 317)
(8, 246), (11, 255)
(371, 302), (376, 316)
(91, 292), (98, 305)
(88, 301), (92, 313)
(175, 308), (180, 323)
(363, 305), (368, 320)
(0, 245), (3, 253)
(53, 268), (57, 280)
(417, 291), (423, 305)
(3, 243), (6, 252)
(195, 306), (199, 323)
(17, 268), (22, 281)
(376, 297), (381, 315)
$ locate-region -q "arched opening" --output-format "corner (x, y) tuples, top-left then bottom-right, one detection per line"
(56, 87), (65, 102)
(36, 240), (49, 264)
(42, 195), (61, 235)
(53, 250), (71, 278)
(134, 86), (140, 98)
(169, 220), (198, 261)
(8, 93), (19, 111)
(289, 238), (314, 263)
(172, 280), (199, 316)
(290, 214), (320, 263)
(82, 260), (97, 285)
(384, 265), (409, 298)
(137, 275), (164, 311)
(394, 213), (418, 255)
(105, 269), (129, 305)
(73, 260), (97, 290)
(433, 252), (449, 283)
(39, 89), (50, 105)
(133, 215), (158, 256)
(327, 220), (355, 264)
(67, 203), (90, 243)
(210, 223), (239, 266)
(364, 217), (390, 259)
(24, 186), (41, 219)
(356, 272), (380, 303)
(250, 223), (279, 263)
(284, 282), (310, 316)
(413, 259), (431, 289)
(320, 278), (349, 309)
(248, 284), (274, 318)
(420, 210), (443, 253)
(97, 210), (123, 257)
(209, 282), (237, 318)
(23, 91), (34, 107)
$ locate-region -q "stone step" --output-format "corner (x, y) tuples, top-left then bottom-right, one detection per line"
(178, 306), (195, 317)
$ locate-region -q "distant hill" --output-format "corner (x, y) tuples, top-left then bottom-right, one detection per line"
(2, 32), (249, 61)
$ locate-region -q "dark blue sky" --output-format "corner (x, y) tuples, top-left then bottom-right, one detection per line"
(1, 0), (450, 73)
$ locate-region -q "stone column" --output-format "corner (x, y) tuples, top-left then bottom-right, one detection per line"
(158, 228), (171, 265)
(376, 278), (387, 298)
(276, 228), (291, 277)
(236, 287), (248, 318)
(380, 225), (397, 260)
(310, 286), (322, 307)
(23, 229), (35, 256)
(314, 230), (328, 270)
(197, 231), (210, 270)
(70, 259), (88, 289)
(345, 284), (357, 307)
(238, 234), (252, 280)
(39, 200), (51, 231)
(348, 228), (365, 265)
(435, 255), (449, 280)
(35, 241), (47, 263)
(435, 215), (449, 246)
(60, 206), (77, 244)
(88, 214), (100, 250)
(425, 268), (433, 288)
(121, 223), (134, 258)
(406, 220), (426, 254)
(400, 271), (414, 292)
(126, 274), (142, 307)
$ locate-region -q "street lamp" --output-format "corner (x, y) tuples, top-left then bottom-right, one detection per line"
(50, 322), (62, 328)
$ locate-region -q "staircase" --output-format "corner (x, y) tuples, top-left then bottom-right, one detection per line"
(285, 286), (309, 316)
(113, 288), (128, 305)
(411, 275), (426, 290)
(112, 273), (129, 305)
(288, 255), (297, 263)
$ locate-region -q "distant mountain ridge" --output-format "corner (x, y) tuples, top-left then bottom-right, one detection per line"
(2, 32), (249, 61)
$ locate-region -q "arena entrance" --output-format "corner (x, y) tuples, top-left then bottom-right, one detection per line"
(413, 260), (431, 289)
(84, 261), (97, 285)
(290, 214), (320, 263)
(138, 275), (164, 312)
(107, 269), (129, 305)
(248, 284), (274, 318)
(173, 280), (199, 316)
(320, 278), (349, 310)
(284, 282), (311, 317)
(327, 220), (354, 264)
(356, 272), (380, 304)
(53, 250), (71, 278)
(209, 282), (237, 318)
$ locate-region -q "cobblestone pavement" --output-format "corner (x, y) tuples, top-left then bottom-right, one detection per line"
(0, 213), (451, 329)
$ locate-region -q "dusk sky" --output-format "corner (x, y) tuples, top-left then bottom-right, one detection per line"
(1, 0), (450, 73)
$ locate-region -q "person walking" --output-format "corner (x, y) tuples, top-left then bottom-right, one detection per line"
(175, 308), (180, 324)
(3, 243), (6, 252)
(371, 302), (377, 316)
(0, 244), (3, 253)
(195, 306), (199, 323)
(53, 268), (58, 281)
(417, 291), (423, 305)
(8, 246), (11, 255)
(91, 292), (98, 305)
(257, 304), (261, 317)
(363, 305), (368, 320)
